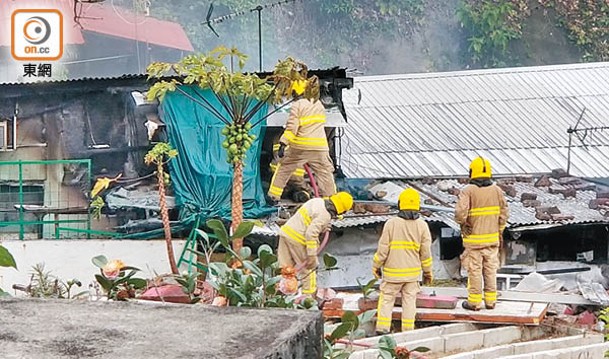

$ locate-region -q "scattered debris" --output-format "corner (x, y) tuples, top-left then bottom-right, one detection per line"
(534, 175), (552, 187)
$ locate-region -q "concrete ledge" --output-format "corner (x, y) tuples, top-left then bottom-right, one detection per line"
(343, 323), (478, 352)
(443, 334), (604, 359)
(502, 342), (609, 359)
(0, 298), (322, 359)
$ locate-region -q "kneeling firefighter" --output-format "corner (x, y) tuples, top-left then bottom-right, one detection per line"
(277, 192), (354, 296)
(372, 188), (433, 334)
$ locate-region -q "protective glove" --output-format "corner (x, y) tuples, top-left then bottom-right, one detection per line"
(499, 231), (504, 248)
(372, 267), (382, 279)
(305, 255), (319, 270)
(278, 143), (287, 158)
(423, 272), (433, 286)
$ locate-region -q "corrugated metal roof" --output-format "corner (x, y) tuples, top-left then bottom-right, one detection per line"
(376, 177), (608, 229)
(251, 175), (608, 236)
(341, 62), (609, 179)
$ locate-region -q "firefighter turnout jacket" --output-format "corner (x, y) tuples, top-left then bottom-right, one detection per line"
(280, 198), (332, 256)
(455, 183), (509, 249)
(279, 98), (328, 151)
(372, 217), (433, 282)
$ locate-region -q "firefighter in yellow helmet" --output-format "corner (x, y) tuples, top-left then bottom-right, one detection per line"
(455, 157), (509, 311)
(277, 192), (353, 296)
(268, 79), (336, 204)
(268, 133), (311, 203)
(372, 188), (433, 334)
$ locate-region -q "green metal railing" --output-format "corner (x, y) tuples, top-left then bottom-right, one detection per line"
(0, 159), (92, 240)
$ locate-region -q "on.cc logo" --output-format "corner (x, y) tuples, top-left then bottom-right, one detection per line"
(11, 9), (63, 61)
(23, 16), (52, 45)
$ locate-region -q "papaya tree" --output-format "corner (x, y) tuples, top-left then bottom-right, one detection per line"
(146, 46), (316, 251)
(144, 142), (179, 275)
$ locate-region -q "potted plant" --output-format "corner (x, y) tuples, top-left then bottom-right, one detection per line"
(357, 278), (379, 312)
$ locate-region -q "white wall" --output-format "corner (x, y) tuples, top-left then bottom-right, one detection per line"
(0, 239), (187, 295)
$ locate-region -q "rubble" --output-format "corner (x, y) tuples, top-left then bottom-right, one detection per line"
(534, 175), (552, 187)
(520, 193), (538, 201)
(551, 168), (569, 179)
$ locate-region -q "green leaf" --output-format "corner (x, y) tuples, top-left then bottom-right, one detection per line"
(0, 245), (17, 269)
(0, 288), (11, 297)
(323, 253), (338, 269)
(378, 349), (393, 359)
(231, 221), (255, 240)
(207, 219), (230, 248)
(257, 244), (273, 257)
(209, 262), (229, 277)
(411, 346), (431, 353)
(127, 278), (148, 289)
(228, 287), (247, 302)
(329, 322), (351, 341)
(341, 310), (359, 330)
(259, 251), (278, 269)
(194, 228), (209, 242)
(94, 274), (113, 292)
(352, 329), (366, 339)
(358, 309), (378, 324)
(239, 246), (252, 259)
(121, 266), (141, 272)
(378, 335), (397, 350)
(91, 255), (108, 268)
(242, 260), (263, 277)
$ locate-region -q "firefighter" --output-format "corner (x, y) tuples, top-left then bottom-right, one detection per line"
(268, 79), (336, 203)
(372, 188), (433, 334)
(277, 192), (353, 296)
(269, 135), (311, 203)
(455, 157), (509, 311)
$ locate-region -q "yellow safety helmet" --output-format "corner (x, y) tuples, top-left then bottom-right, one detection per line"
(290, 80), (307, 96)
(469, 156), (492, 179)
(398, 188), (420, 211)
(329, 192), (354, 215)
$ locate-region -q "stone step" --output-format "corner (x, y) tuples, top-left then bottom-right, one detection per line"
(501, 341), (609, 359)
(349, 325), (540, 359)
(442, 333), (604, 359)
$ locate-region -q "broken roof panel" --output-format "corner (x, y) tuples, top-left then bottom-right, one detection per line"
(342, 62), (609, 179)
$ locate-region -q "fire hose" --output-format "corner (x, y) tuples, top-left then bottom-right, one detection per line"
(294, 163), (330, 271)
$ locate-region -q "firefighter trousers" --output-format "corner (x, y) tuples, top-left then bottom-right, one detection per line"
(461, 245), (499, 309)
(277, 234), (317, 295)
(268, 149), (336, 200)
(376, 281), (419, 332)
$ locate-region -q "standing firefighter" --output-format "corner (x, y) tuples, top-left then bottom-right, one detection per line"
(277, 192), (353, 296)
(268, 79), (336, 203)
(455, 157), (508, 311)
(372, 188), (433, 334)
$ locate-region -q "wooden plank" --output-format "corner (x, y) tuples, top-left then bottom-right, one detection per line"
(326, 292), (547, 326)
(413, 300), (547, 325)
(421, 287), (595, 306)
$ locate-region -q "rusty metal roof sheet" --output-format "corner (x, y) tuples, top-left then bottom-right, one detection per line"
(341, 62), (609, 179)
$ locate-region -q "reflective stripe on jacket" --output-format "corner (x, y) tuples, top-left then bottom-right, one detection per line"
(280, 198), (332, 256)
(279, 98), (328, 151)
(372, 217), (433, 283)
(455, 183), (509, 249)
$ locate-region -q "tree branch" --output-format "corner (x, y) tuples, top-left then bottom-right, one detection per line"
(250, 98), (295, 128)
(190, 87), (230, 124)
(174, 87), (230, 125)
(243, 85), (277, 122)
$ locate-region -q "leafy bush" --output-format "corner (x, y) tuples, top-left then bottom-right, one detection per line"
(92, 255), (147, 301)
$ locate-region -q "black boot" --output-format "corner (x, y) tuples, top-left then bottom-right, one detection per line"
(462, 301), (480, 311)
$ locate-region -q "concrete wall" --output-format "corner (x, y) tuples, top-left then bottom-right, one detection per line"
(0, 239), (187, 293)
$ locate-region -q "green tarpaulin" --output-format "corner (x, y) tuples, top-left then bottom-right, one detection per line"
(159, 86), (275, 224)
(116, 87), (274, 240)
